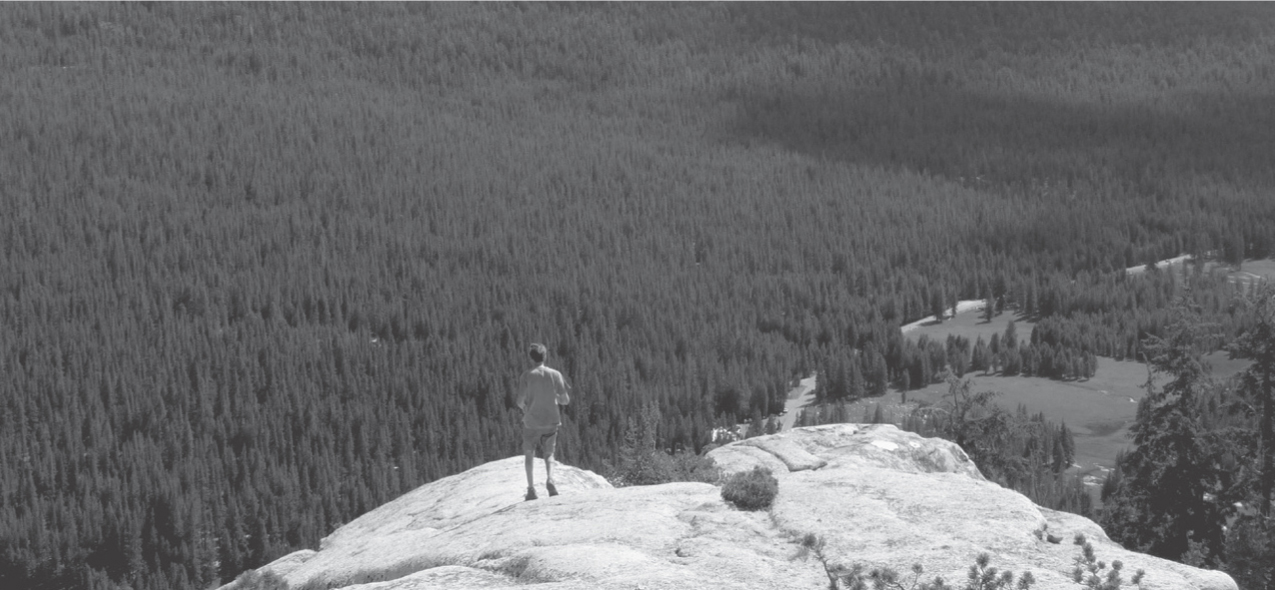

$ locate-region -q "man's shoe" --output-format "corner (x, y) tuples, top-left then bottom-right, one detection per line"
(546, 481), (558, 497)
(525, 486), (538, 501)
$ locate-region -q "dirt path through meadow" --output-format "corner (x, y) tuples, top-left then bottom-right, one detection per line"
(780, 374), (818, 431)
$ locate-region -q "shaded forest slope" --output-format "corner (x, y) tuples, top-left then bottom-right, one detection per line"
(2, 3), (1275, 589)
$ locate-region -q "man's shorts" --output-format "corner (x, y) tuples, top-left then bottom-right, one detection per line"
(522, 425), (559, 457)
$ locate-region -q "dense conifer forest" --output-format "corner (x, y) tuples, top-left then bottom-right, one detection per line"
(3, 3), (1275, 589)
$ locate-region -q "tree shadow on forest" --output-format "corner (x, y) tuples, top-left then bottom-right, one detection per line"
(729, 83), (1275, 196)
(727, 3), (1275, 55)
(720, 3), (1275, 261)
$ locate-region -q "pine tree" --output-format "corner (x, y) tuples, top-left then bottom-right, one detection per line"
(863, 348), (889, 397)
(1224, 233), (1247, 268)
(1226, 516), (1274, 590)
(796, 408), (816, 428)
(745, 409), (765, 439)
(826, 356), (849, 403)
(1001, 347), (1022, 376)
(846, 359), (865, 402)
(931, 287), (947, 323)
(971, 336), (991, 374)
(1229, 285), (1275, 518)
(1056, 421), (1075, 473)
(1100, 306), (1224, 565)
(1004, 319), (1019, 350)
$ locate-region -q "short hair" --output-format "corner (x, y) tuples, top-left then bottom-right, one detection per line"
(529, 343), (547, 363)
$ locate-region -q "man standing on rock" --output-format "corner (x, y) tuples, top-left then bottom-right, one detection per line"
(516, 343), (571, 501)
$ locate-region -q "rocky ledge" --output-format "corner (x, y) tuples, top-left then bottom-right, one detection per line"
(225, 424), (1235, 590)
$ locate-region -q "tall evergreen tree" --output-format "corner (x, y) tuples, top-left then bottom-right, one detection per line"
(971, 336), (991, 374)
(846, 358), (865, 402)
(1229, 285), (1275, 517)
(930, 287), (948, 323)
(862, 348), (889, 397)
(1056, 421), (1075, 473)
(1004, 319), (1019, 350)
(1100, 306), (1225, 565)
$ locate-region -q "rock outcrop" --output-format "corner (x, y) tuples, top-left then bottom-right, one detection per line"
(225, 424), (1236, 590)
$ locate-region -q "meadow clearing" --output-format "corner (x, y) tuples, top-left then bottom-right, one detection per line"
(839, 281), (1259, 486)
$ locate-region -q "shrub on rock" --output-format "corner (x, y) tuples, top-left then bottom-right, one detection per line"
(225, 570), (287, 590)
(721, 466), (778, 511)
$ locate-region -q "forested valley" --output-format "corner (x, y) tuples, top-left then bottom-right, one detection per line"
(3, 3), (1275, 589)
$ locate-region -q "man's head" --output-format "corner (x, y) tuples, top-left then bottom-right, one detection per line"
(529, 343), (548, 364)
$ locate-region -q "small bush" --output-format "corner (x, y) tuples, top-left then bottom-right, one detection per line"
(669, 448), (722, 484)
(1072, 534), (1145, 590)
(964, 552), (1035, 590)
(226, 570), (288, 590)
(839, 553), (1033, 590)
(721, 466), (779, 511)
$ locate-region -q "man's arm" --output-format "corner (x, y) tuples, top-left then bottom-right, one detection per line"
(556, 374), (571, 406)
(515, 372), (528, 410)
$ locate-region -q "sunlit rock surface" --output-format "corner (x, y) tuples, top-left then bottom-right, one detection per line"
(223, 424), (1235, 590)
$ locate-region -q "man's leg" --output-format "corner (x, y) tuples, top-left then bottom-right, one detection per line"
(542, 430), (559, 496)
(525, 447), (536, 489)
(522, 428), (538, 500)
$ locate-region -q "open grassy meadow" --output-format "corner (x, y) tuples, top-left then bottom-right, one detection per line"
(895, 360), (1149, 479)
(868, 300), (1255, 483)
(1230, 258), (1275, 285)
(903, 300), (1035, 344)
